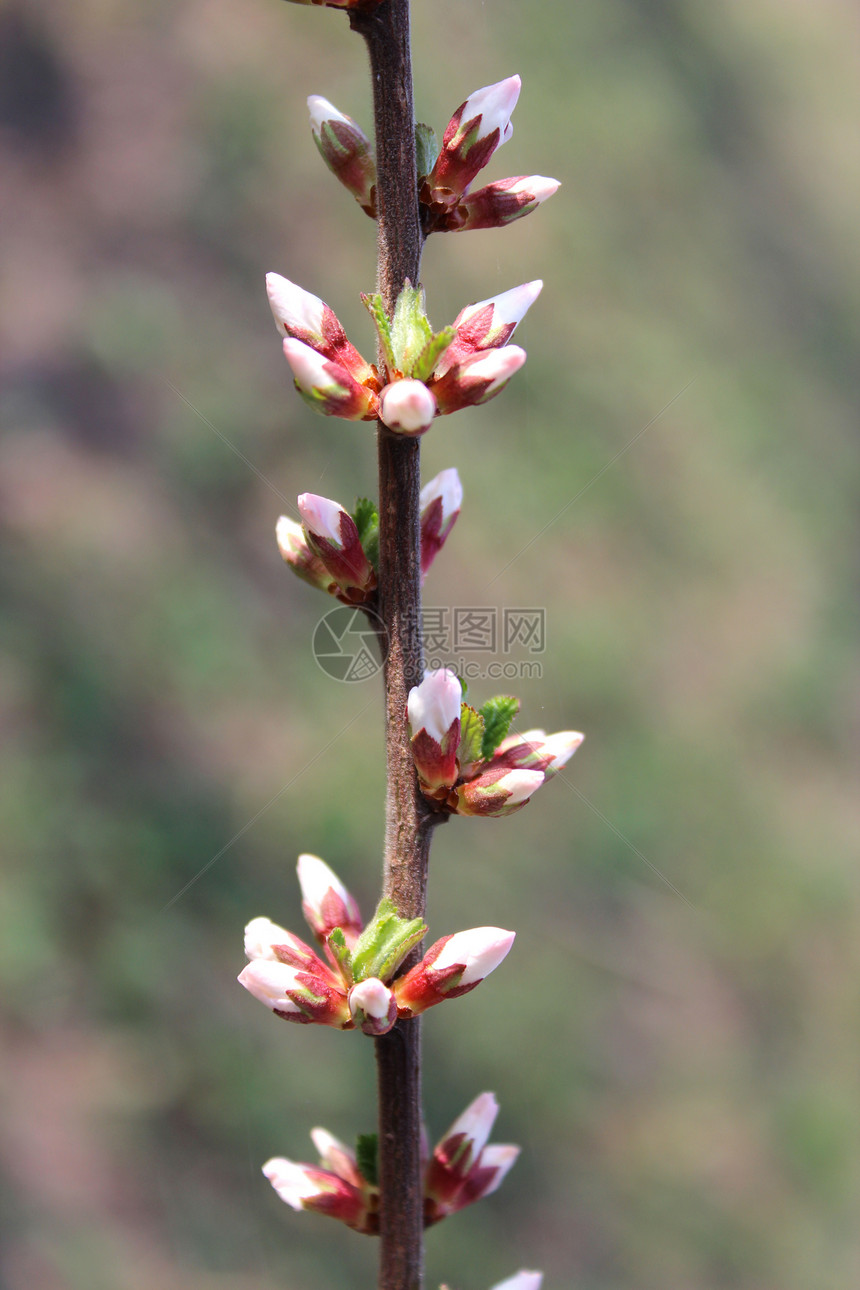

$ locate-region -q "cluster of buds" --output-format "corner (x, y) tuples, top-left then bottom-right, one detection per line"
(308, 78), (559, 236)
(276, 468), (461, 601)
(408, 669), (584, 817)
(267, 274), (540, 433)
(262, 1091), (518, 1235)
(238, 854), (514, 1033)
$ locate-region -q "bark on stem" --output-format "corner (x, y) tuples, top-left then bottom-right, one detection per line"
(350, 4), (432, 1289)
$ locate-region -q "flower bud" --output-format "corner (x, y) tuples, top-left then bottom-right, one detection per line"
(450, 1142), (520, 1211)
(429, 76), (521, 198)
(237, 958), (351, 1028)
(431, 346), (526, 416)
(453, 175), (560, 232)
(297, 852), (363, 947)
(309, 1128), (364, 1190)
(308, 95), (376, 217)
(454, 767), (545, 817)
(267, 274), (375, 385)
(276, 516), (338, 595)
(243, 916), (329, 973)
(425, 1092), (499, 1206)
(436, 281), (542, 376)
(282, 338), (378, 421)
(379, 379), (437, 436)
(394, 927), (515, 1016)
(297, 493), (377, 600)
(348, 977), (397, 1036)
(408, 669), (462, 791)
(420, 468), (462, 579)
(262, 1156), (369, 1230)
(492, 729), (584, 777)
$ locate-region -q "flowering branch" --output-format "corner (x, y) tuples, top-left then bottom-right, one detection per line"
(240, 5), (575, 1290)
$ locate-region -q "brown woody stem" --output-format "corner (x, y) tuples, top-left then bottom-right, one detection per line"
(350, 3), (433, 1288)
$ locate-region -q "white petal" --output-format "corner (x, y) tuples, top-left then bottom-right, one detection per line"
(349, 977), (394, 1020)
(238, 960), (302, 1011)
(266, 273), (326, 339)
(496, 768), (544, 805)
(244, 916), (293, 961)
(262, 1157), (319, 1210)
(420, 467), (463, 522)
(407, 668), (461, 744)
(307, 94), (351, 133)
(297, 852), (352, 910)
(379, 379), (437, 433)
(461, 75), (521, 144)
(297, 494), (346, 547)
(433, 927), (515, 986)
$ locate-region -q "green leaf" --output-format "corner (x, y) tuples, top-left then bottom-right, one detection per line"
(412, 324), (455, 384)
(390, 283), (434, 377)
(356, 1133), (379, 1187)
(326, 927), (353, 986)
(458, 703), (485, 768)
(415, 123), (439, 180)
(350, 896), (427, 983)
(478, 695), (520, 760)
(361, 292), (396, 373)
(353, 497), (380, 571)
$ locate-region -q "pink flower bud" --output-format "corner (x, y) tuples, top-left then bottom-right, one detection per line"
(309, 1128), (364, 1190)
(454, 767), (545, 817)
(237, 958), (350, 1028)
(267, 274), (374, 384)
(282, 338), (378, 421)
(492, 729), (584, 777)
(425, 1092), (499, 1204)
(262, 1156), (369, 1230)
(297, 494), (377, 600)
(430, 76), (521, 197)
(431, 346), (526, 416)
(408, 668), (462, 791)
(453, 175), (561, 232)
(379, 379), (437, 436)
(348, 977), (398, 1035)
(308, 95), (376, 217)
(408, 668), (462, 744)
(450, 1142), (520, 1211)
(243, 917), (327, 972)
(275, 516), (337, 595)
(394, 927), (515, 1016)
(436, 281), (542, 376)
(297, 852), (363, 947)
(420, 468), (463, 579)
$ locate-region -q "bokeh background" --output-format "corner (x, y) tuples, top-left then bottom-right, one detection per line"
(2, 1), (860, 1287)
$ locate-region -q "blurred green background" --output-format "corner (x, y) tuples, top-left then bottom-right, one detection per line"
(1, 1), (859, 1287)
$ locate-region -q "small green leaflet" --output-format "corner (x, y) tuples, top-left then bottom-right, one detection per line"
(352, 497), (379, 570)
(326, 927), (354, 986)
(478, 695), (520, 760)
(457, 703), (485, 767)
(415, 122), (439, 180)
(362, 283), (453, 381)
(356, 1133), (379, 1187)
(350, 896), (427, 983)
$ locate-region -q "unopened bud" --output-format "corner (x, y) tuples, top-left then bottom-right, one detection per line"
(454, 767), (544, 817)
(432, 346), (526, 416)
(430, 76), (521, 198)
(379, 379), (437, 436)
(394, 927), (515, 1016)
(297, 494), (377, 600)
(308, 95), (376, 217)
(276, 516), (337, 594)
(454, 175), (560, 232)
(420, 468), (462, 578)
(408, 668), (462, 791)
(282, 338), (378, 421)
(348, 977), (397, 1036)
(297, 853), (363, 947)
